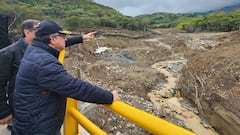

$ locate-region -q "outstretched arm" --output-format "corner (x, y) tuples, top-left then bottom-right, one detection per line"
(82, 31), (97, 41)
(65, 31), (97, 47)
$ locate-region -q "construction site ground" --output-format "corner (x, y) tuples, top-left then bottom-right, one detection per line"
(1, 28), (240, 135)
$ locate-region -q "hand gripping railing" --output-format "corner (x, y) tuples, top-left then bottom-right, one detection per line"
(58, 50), (196, 135)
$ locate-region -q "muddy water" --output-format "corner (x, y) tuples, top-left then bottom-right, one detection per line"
(148, 60), (219, 135)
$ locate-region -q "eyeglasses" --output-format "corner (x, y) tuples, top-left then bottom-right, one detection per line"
(51, 33), (66, 39)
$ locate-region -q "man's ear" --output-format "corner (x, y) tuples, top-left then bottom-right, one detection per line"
(23, 29), (30, 36)
(49, 35), (56, 44)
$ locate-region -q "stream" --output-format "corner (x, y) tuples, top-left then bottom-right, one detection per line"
(148, 59), (219, 135)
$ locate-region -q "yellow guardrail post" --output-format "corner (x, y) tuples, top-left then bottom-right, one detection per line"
(64, 98), (79, 135)
(59, 50), (79, 135)
(105, 101), (196, 135)
(59, 50), (107, 135)
(69, 107), (107, 135)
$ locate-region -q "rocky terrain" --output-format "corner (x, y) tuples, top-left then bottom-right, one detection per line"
(63, 28), (240, 135)
(1, 29), (239, 135)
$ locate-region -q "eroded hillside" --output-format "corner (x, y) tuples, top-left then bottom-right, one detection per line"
(63, 29), (240, 135)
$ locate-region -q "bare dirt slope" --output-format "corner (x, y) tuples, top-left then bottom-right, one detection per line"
(179, 31), (240, 135)
(63, 29), (240, 135)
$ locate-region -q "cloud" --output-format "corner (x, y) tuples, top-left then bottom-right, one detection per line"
(94, 0), (240, 16)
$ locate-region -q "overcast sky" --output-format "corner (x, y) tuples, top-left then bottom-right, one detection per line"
(94, 0), (240, 16)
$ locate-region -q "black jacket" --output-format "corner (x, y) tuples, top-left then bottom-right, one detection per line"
(0, 35), (83, 119)
(12, 39), (113, 135)
(0, 38), (27, 119)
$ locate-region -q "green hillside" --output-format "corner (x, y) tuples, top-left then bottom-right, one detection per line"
(179, 10), (240, 32)
(1, 0), (131, 32)
(1, 0), (240, 35)
(135, 9), (240, 32)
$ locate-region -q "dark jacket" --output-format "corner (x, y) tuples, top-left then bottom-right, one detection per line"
(0, 38), (27, 119)
(0, 35), (84, 119)
(12, 39), (113, 135)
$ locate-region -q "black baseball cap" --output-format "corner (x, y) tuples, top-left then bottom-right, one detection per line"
(35, 20), (77, 38)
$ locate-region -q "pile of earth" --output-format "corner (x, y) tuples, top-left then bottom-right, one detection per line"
(63, 29), (240, 135)
(64, 34), (180, 135)
(179, 31), (240, 135)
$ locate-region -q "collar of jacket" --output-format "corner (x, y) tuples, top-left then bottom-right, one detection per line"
(18, 37), (28, 52)
(31, 39), (59, 58)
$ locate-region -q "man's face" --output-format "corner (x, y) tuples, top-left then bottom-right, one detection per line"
(49, 33), (66, 51)
(31, 24), (39, 39)
(24, 24), (38, 43)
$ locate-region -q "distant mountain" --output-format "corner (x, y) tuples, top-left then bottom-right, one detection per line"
(196, 3), (240, 15)
(219, 3), (240, 12)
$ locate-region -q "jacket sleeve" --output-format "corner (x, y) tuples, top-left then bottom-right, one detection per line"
(65, 35), (83, 47)
(37, 58), (113, 104)
(0, 49), (13, 119)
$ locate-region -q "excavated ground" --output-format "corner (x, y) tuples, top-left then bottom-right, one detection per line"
(63, 28), (240, 135)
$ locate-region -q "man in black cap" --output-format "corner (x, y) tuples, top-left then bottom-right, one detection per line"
(0, 19), (98, 131)
(12, 20), (120, 135)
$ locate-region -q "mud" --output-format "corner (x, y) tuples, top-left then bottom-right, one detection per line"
(63, 29), (240, 135)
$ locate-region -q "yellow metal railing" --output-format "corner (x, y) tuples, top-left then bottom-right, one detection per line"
(59, 50), (196, 135)
(64, 98), (107, 135)
(59, 50), (107, 135)
(105, 101), (195, 135)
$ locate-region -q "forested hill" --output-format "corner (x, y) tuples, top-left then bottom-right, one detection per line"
(198, 3), (240, 14)
(1, 0), (240, 35)
(0, 0), (130, 31)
